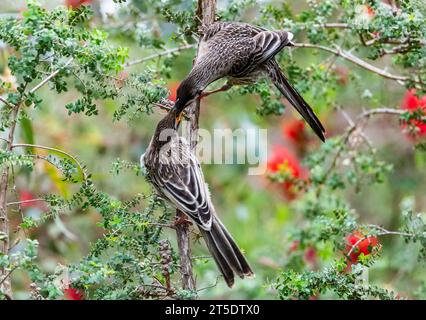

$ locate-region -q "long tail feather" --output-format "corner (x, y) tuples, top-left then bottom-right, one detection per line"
(200, 217), (254, 287)
(267, 61), (326, 142)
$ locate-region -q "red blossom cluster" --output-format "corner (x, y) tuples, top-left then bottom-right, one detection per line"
(400, 89), (426, 138)
(19, 191), (37, 208)
(288, 240), (317, 268)
(282, 119), (306, 146)
(344, 231), (380, 267)
(267, 117), (312, 199)
(18, 190), (46, 211)
(267, 144), (308, 199)
(65, 0), (91, 9)
(63, 287), (85, 300)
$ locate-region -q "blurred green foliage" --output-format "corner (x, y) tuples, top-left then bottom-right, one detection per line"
(0, 0), (425, 300)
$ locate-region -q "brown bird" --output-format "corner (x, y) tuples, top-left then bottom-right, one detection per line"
(174, 21), (325, 141)
(141, 106), (254, 287)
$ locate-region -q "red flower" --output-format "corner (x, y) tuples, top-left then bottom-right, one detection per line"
(282, 120), (306, 145)
(366, 6), (375, 16)
(344, 231), (379, 265)
(19, 191), (36, 208)
(18, 190), (47, 210)
(168, 82), (180, 102)
(267, 145), (306, 178)
(400, 89), (426, 137)
(354, 5), (375, 27)
(304, 247), (317, 266)
(289, 240), (300, 253)
(65, 0), (91, 9)
(64, 287), (84, 300)
(267, 145), (308, 199)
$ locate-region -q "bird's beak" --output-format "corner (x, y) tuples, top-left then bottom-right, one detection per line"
(175, 111), (184, 129)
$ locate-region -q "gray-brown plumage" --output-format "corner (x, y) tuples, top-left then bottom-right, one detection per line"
(141, 107), (254, 287)
(174, 21), (326, 141)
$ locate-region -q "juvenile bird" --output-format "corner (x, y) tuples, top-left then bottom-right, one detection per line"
(174, 21), (326, 141)
(141, 107), (254, 287)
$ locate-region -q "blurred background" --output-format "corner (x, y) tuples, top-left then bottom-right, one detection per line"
(1, 0), (425, 299)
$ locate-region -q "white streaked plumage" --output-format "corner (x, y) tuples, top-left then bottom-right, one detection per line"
(142, 108), (254, 287)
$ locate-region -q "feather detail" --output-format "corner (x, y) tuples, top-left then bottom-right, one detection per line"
(142, 108), (254, 287)
(266, 60), (326, 141)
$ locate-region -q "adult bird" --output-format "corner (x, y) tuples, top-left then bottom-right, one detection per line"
(141, 106), (254, 287)
(174, 21), (326, 141)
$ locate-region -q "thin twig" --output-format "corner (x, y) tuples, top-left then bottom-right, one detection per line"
(367, 224), (417, 238)
(197, 276), (220, 292)
(0, 266), (17, 287)
(0, 96), (14, 109)
(124, 44), (195, 67)
(6, 199), (45, 207)
(23, 154), (59, 170)
(29, 57), (74, 94)
(364, 37), (425, 47)
(338, 107), (373, 149)
(318, 22), (350, 29)
(294, 43), (419, 85)
(148, 222), (176, 229)
(345, 107), (424, 141)
(347, 226), (416, 257)
(11, 143), (87, 181)
(319, 106), (410, 192)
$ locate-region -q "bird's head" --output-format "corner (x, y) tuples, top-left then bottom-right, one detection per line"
(174, 78), (201, 112)
(149, 106), (182, 151)
(156, 106), (182, 132)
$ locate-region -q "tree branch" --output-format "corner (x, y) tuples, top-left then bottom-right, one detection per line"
(0, 96), (15, 109)
(293, 43), (419, 85)
(0, 266), (17, 288)
(320, 107), (414, 191)
(347, 226), (416, 257)
(346, 107), (426, 139)
(6, 199), (45, 207)
(29, 57), (74, 94)
(124, 44), (196, 68)
(174, 0), (216, 294)
(0, 104), (19, 298)
(11, 143), (87, 181)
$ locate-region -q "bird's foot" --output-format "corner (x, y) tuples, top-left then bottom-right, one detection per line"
(199, 83), (232, 99)
(174, 214), (192, 227)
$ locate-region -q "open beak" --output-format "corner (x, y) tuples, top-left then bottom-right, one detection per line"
(175, 111), (184, 129)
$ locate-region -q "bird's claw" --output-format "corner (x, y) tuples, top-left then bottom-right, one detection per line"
(199, 83), (232, 99)
(174, 214), (192, 227)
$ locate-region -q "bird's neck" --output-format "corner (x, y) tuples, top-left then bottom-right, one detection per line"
(186, 63), (214, 91)
(152, 110), (178, 149)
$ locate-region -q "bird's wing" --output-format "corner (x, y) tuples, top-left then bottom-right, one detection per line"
(152, 138), (212, 229)
(202, 22), (266, 41)
(252, 30), (293, 66)
(229, 30), (293, 77)
(201, 22), (234, 41)
(266, 60), (326, 141)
